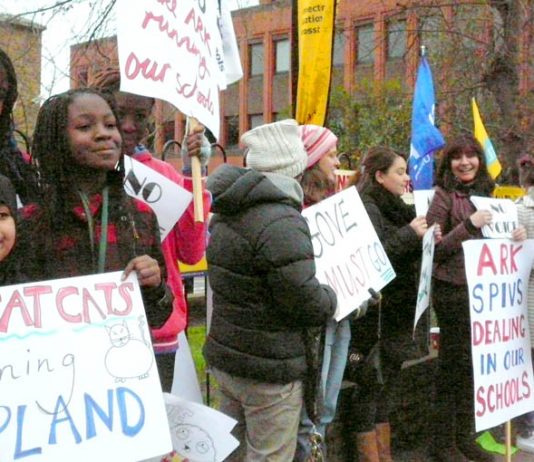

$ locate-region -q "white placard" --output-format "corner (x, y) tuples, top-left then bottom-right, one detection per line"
(413, 189), (435, 218)
(123, 156), (193, 241)
(470, 196), (518, 238)
(117, 0), (225, 138)
(414, 225), (435, 331)
(463, 239), (534, 432)
(144, 393), (239, 462)
(0, 272), (171, 461)
(171, 331), (203, 404)
(302, 187), (396, 321)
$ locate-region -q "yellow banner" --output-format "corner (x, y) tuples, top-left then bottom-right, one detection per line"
(295, 0), (336, 125)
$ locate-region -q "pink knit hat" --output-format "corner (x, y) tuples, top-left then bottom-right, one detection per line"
(298, 125), (338, 169)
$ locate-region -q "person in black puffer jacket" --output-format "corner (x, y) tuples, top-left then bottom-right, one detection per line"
(204, 119), (336, 462)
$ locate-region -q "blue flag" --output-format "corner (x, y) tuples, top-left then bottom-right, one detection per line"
(408, 56), (445, 190)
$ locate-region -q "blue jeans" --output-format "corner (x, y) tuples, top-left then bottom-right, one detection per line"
(295, 318), (351, 461)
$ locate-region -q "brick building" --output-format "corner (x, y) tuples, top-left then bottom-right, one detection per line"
(70, 0), (533, 164)
(0, 14), (45, 145)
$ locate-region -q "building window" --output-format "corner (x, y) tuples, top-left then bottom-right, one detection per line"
(275, 39), (290, 73)
(225, 116), (239, 147)
(387, 21), (406, 59)
(249, 114), (264, 129)
(249, 43), (264, 76)
(333, 30), (345, 66)
(357, 24), (375, 64)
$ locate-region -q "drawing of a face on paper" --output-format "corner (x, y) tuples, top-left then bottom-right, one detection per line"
(172, 423), (216, 462)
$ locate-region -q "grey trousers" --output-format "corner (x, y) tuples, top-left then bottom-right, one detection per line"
(212, 368), (303, 462)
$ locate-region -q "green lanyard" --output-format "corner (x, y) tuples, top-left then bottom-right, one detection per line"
(78, 186), (109, 273)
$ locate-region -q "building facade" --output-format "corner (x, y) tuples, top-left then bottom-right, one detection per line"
(0, 14), (45, 145)
(70, 0), (533, 162)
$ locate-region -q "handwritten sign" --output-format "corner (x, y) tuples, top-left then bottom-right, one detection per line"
(334, 169), (355, 192)
(0, 272), (171, 461)
(302, 187), (396, 320)
(123, 156), (192, 241)
(471, 196), (518, 239)
(413, 225), (435, 331)
(463, 239), (534, 432)
(144, 393), (239, 462)
(117, 0), (225, 138)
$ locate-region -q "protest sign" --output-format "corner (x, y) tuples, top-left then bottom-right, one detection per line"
(463, 239), (534, 432)
(144, 393), (239, 462)
(116, 0), (225, 138)
(334, 169), (355, 192)
(0, 272), (171, 461)
(470, 196), (518, 239)
(414, 225), (435, 331)
(302, 187), (396, 320)
(123, 156), (192, 241)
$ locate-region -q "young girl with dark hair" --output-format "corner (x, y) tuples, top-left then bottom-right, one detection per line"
(89, 69), (211, 389)
(347, 146), (433, 462)
(19, 88), (172, 336)
(427, 135), (524, 461)
(0, 48), (39, 204)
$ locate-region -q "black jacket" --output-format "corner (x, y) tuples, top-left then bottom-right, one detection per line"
(204, 165), (337, 383)
(352, 184), (421, 352)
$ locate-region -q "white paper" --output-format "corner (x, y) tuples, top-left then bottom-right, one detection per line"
(143, 393), (239, 462)
(116, 0), (227, 138)
(413, 225), (435, 331)
(0, 272), (171, 461)
(123, 156), (192, 241)
(171, 331), (203, 404)
(302, 187), (396, 320)
(463, 239), (534, 432)
(470, 196), (518, 239)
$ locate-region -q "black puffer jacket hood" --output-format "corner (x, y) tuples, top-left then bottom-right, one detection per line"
(207, 164), (302, 215)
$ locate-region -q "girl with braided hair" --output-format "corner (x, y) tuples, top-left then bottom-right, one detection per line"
(18, 88), (173, 336)
(0, 48), (38, 204)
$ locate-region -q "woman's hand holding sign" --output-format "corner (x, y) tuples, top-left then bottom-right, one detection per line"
(470, 209), (493, 228)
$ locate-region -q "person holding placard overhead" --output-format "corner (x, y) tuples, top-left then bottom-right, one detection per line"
(204, 119), (337, 461)
(346, 146), (432, 462)
(426, 135), (525, 462)
(18, 88), (173, 347)
(89, 69), (211, 391)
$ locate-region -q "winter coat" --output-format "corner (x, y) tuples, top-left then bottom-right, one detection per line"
(204, 165), (337, 384)
(351, 184), (421, 353)
(516, 188), (534, 346)
(132, 148), (210, 352)
(426, 186), (483, 286)
(18, 184), (172, 330)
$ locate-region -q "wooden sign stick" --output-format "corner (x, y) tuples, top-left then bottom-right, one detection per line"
(186, 116), (205, 223)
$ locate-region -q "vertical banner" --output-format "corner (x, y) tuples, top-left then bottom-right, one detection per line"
(302, 187), (396, 320)
(295, 0), (336, 125)
(0, 272), (171, 461)
(116, 0), (226, 138)
(463, 239), (534, 432)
